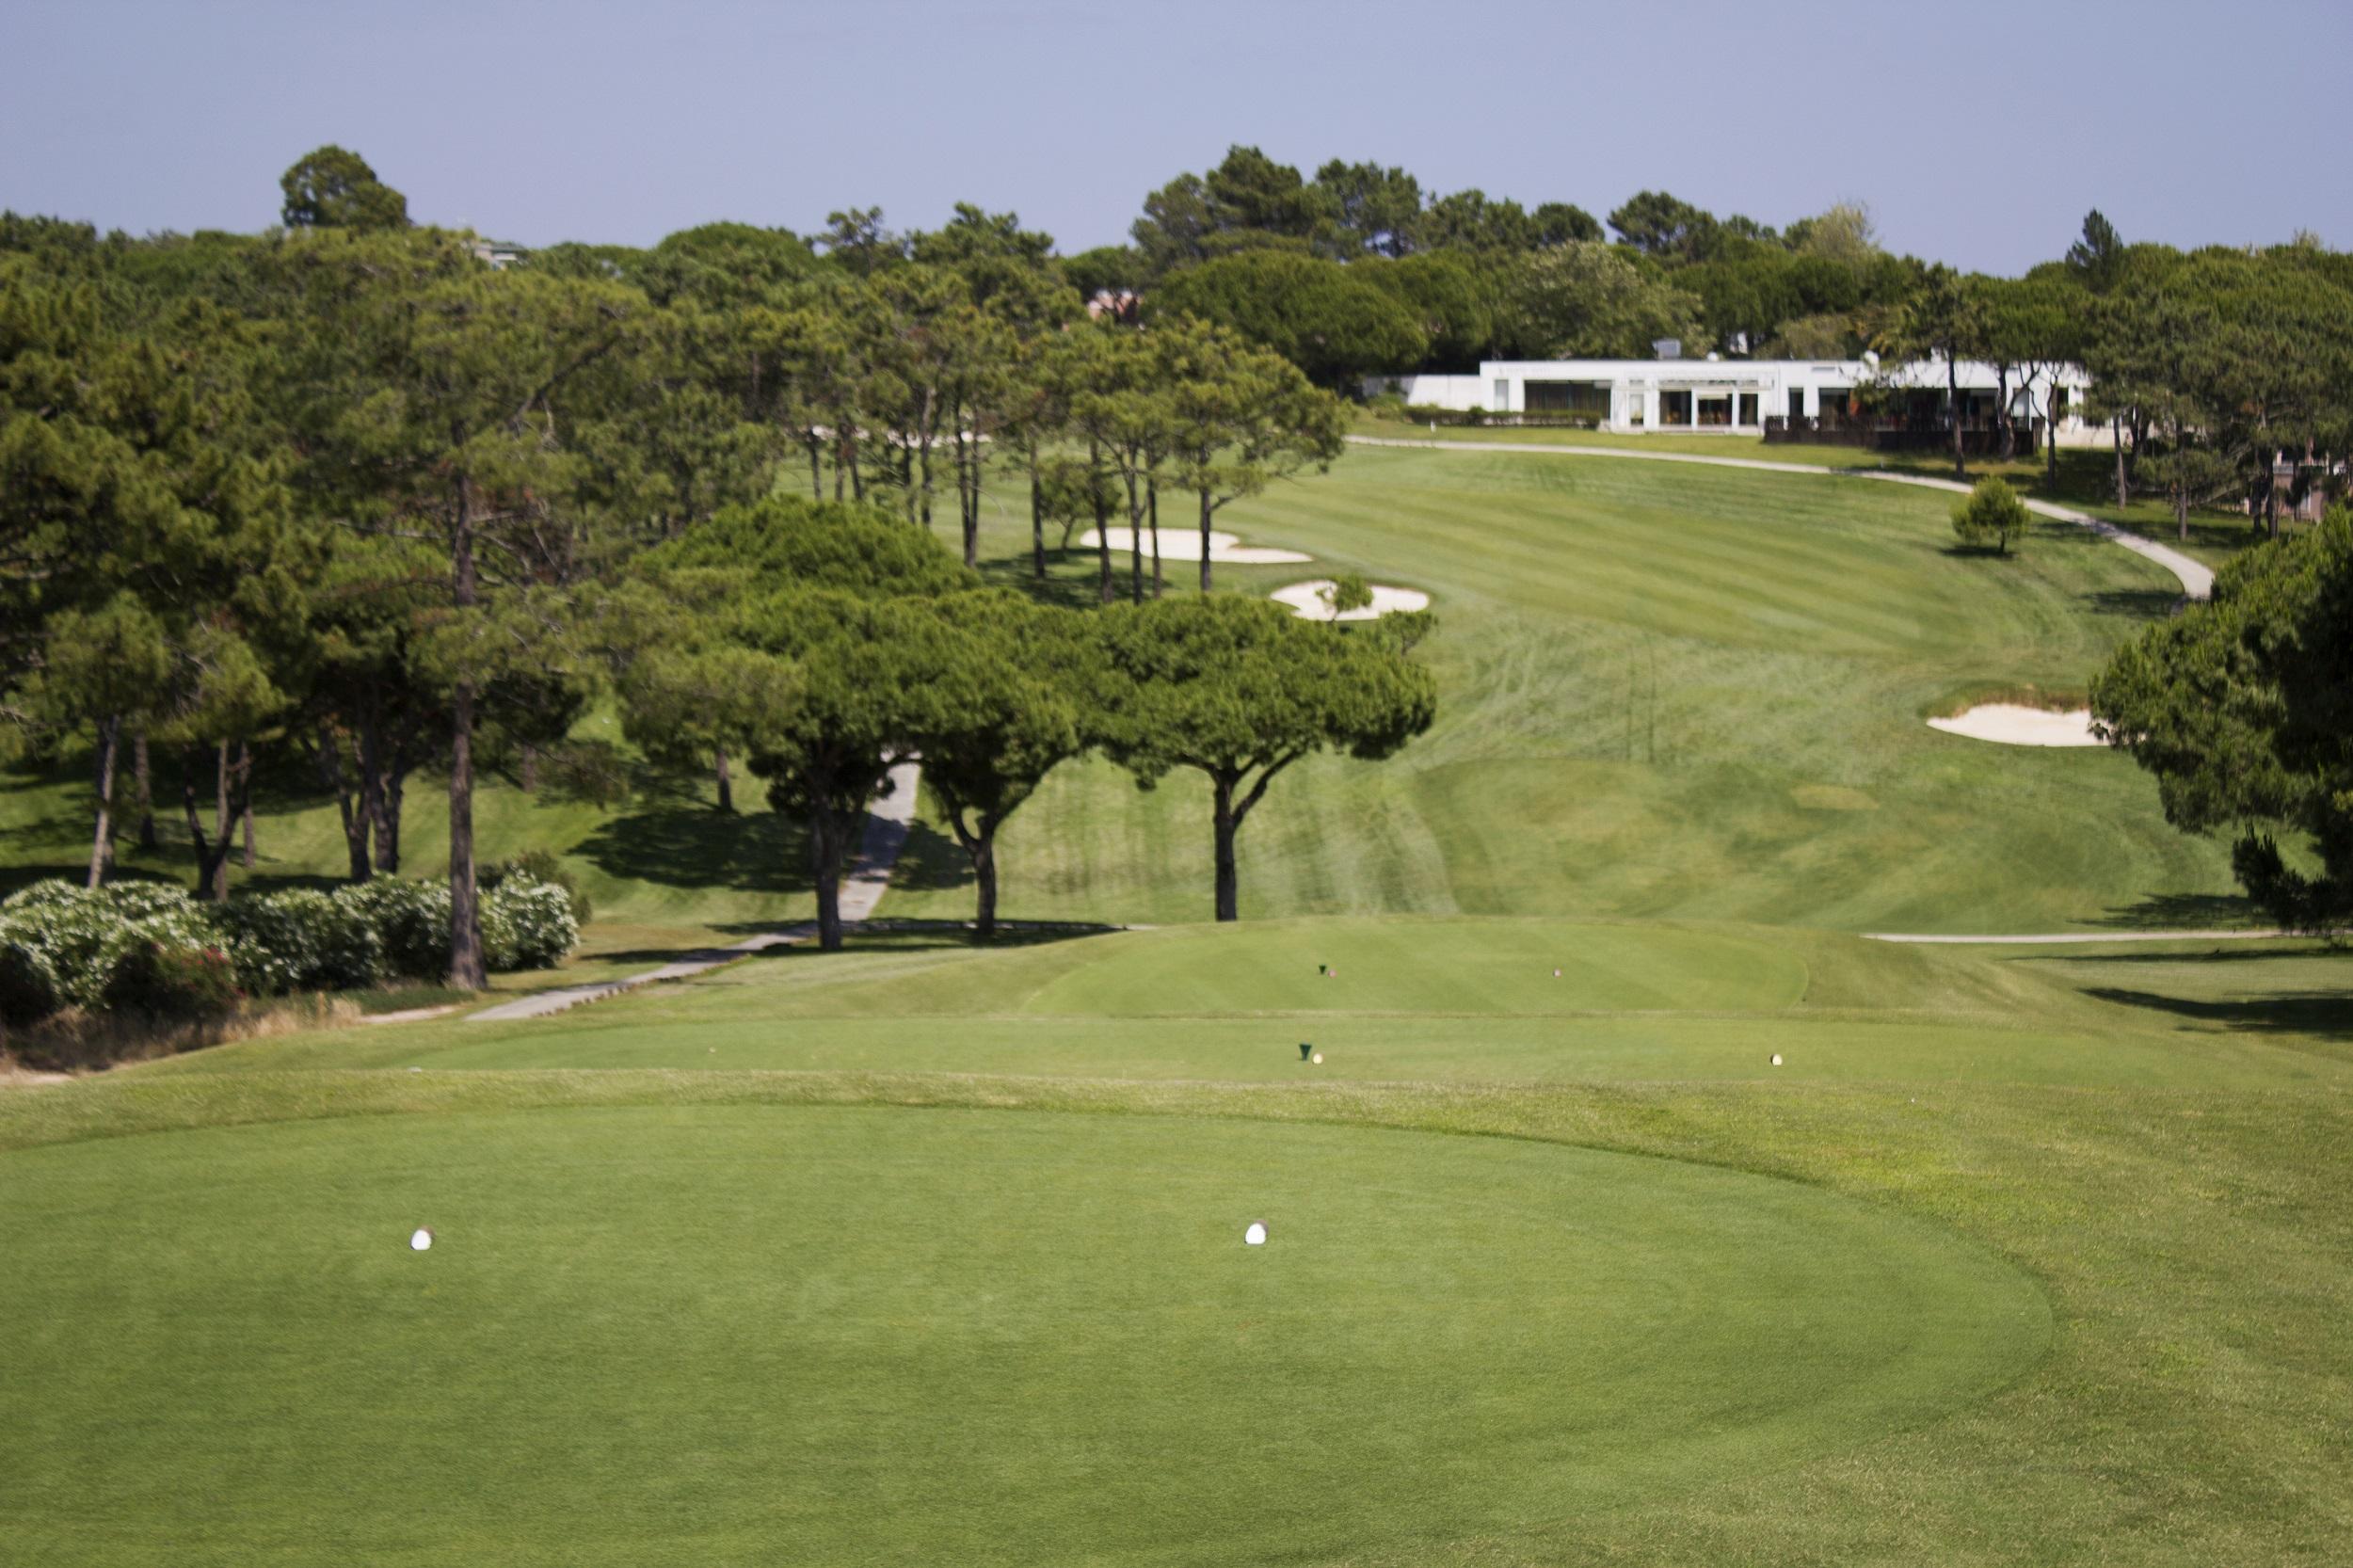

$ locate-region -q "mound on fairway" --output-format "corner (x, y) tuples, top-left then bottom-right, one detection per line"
(0, 1104), (2046, 1568)
(1023, 917), (1807, 1016)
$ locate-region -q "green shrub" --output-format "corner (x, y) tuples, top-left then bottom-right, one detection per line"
(0, 941), (63, 1026)
(334, 878), (453, 980)
(102, 940), (241, 1022)
(0, 880), (217, 1008)
(484, 849), (593, 926)
(213, 889), (386, 995)
(1952, 477), (2032, 554)
(481, 873), (581, 970)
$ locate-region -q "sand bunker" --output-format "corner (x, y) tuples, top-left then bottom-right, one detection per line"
(1079, 526), (1311, 565)
(1271, 580), (1433, 621)
(1927, 705), (2101, 747)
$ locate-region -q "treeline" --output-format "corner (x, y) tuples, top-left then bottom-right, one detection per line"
(0, 147), (1420, 984)
(1085, 148), (2353, 525)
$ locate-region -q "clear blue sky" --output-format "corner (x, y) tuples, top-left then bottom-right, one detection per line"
(4, 0), (2345, 275)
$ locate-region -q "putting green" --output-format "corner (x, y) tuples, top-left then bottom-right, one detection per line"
(0, 1105), (2047, 1567)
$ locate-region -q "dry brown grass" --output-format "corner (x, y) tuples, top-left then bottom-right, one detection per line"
(0, 995), (361, 1073)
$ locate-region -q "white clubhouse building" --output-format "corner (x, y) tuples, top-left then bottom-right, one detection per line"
(1369, 355), (2094, 443)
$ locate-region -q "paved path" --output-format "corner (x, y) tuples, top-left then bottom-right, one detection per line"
(1348, 436), (2214, 600)
(467, 761), (920, 1023)
(1865, 928), (2290, 945)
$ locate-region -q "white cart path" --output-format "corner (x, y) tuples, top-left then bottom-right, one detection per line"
(467, 761), (920, 1023)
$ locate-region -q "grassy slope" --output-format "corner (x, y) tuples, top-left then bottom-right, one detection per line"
(890, 445), (2238, 935)
(0, 440), (2248, 949)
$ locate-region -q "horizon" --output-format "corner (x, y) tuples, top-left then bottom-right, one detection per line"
(4, 0), (2348, 274)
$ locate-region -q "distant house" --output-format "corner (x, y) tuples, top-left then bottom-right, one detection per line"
(471, 237), (528, 271)
(1085, 288), (1141, 325)
(1369, 355), (2095, 452)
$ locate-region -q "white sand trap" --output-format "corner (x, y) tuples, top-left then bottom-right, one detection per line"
(1079, 526), (1311, 565)
(1272, 580), (1433, 621)
(1927, 705), (2101, 746)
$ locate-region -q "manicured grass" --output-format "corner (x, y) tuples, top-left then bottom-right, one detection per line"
(0, 1101), (2045, 1567)
(9, 442), (2348, 1566)
(890, 444), (2241, 935)
(152, 918), (2353, 1092)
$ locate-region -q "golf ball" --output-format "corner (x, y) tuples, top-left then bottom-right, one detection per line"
(1769, 1054), (1784, 1067)
(1244, 1222), (1267, 1246)
(409, 1228), (434, 1252)
(1311, 1052), (1323, 1065)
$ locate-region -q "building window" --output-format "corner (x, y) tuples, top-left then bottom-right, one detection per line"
(1697, 394), (1732, 427)
(1659, 390), (1693, 425)
(1737, 392), (1760, 426)
(1524, 381), (1611, 415)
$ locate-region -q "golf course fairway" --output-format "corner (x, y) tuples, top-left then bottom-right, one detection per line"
(0, 1104), (2047, 1567)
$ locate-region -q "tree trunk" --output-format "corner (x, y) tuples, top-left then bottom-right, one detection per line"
(1148, 481), (1162, 599)
(1090, 441), (1114, 605)
(238, 741), (256, 869)
(715, 746), (734, 812)
(2045, 392), (2060, 487)
(2175, 483), (2189, 544)
(973, 833), (998, 942)
(133, 732), (157, 852)
(446, 476), (487, 990)
(1995, 366), (2014, 461)
(87, 716), (120, 889)
(1030, 469), (1047, 580)
(2113, 415), (2127, 508)
(1125, 472), (1144, 604)
(1199, 488), (1215, 593)
(1212, 775), (1240, 923)
(519, 743), (539, 793)
(1947, 351), (1964, 481)
(810, 801), (849, 952)
(212, 741), (232, 901)
(953, 417), (981, 569)
(808, 439), (824, 501)
(320, 723), (372, 882)
(376, 754), (405, 874)
(179, 742), (240, 903)
(359, 718), (392, 874)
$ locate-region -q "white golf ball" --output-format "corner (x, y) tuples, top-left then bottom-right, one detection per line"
(409, 1228), (434, 1252)
(1310, 1052), (1323, 1065)
(1769, 1054), (1784, 1067)
(1244, 1222), (1267, 1246)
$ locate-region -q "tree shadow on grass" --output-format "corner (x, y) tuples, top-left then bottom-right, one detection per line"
(573, 804), (813, 895)
(883, 817), (973, 896)
(2081, 985), (2353, 1038)
(973, 547), (1117, 610)
(2089, 891), (2269, 930)
(2024, 945), (2335, 968)
(2080, 586), (2185, 620)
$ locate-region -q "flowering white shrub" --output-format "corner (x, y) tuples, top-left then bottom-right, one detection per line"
(333, 877), (453, 980)
(212, 889), (385, 995)
(0, 868), (584, 1021)
(0, 880), (218, 1011)
(481, 873), (580, 970)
